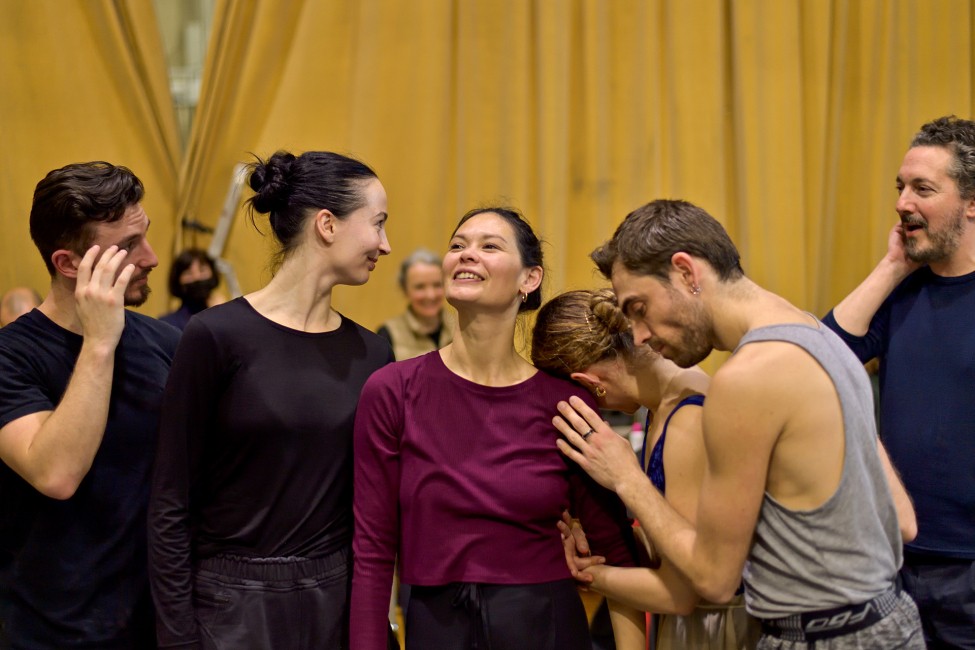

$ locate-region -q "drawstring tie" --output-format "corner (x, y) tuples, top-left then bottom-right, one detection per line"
(451, 583), (492, 650)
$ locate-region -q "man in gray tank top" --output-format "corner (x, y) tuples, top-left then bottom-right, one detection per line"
(553, 199), (924, 648)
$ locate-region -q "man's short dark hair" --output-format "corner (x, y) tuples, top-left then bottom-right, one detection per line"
(591, 199), (744, 283)
(29, 162), (145, 275)
(911, 116), (975, 200)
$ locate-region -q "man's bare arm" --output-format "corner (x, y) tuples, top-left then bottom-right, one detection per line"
(0, 246), (133, 499)
(832, 224), (921, 335)
(554, 399), (719, 598)
(558, 516), (698, 615)
(586, 562), (699, 616)
(556, 360), (775, 602)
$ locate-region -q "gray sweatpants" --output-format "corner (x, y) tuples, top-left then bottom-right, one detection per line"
(757, 591), (926, 650)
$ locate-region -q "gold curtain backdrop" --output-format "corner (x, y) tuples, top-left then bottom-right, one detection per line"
(2, 0), (973, 369)
(0, 0), (181, 316)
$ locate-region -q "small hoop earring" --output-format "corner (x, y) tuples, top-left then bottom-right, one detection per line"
(521, 292), (528, 303)
(595, 386), (607, 398)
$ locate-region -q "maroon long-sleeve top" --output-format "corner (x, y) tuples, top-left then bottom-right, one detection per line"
(351, 351), (635, 648)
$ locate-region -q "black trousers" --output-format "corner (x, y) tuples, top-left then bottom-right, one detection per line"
(900, 552), (975, 650)
(406, 579), (592, 650)
(194, 548), (351, 650)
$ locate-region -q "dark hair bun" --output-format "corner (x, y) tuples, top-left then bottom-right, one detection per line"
(249, 151), (297, 215)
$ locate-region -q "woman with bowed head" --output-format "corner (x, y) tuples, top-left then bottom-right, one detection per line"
(148, 151), (396, 649)
(351, 207), (646, 649)
(531, 288), (760, 649)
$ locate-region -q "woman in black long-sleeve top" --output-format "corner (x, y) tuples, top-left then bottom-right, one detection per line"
(148, 151), (394, 650)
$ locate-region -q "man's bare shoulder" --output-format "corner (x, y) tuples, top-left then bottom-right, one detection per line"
(719, 334), (848, 509)
(716, 339), (822, 391)
(706, 340), (825, 448)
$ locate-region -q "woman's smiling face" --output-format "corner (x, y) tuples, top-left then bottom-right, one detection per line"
(443, 211), (533, 313)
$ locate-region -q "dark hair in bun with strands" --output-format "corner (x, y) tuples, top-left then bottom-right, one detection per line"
(246, 151), (378, 261)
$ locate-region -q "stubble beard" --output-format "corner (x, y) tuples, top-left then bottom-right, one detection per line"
(903, 205), (966, 264)
(662, 289), (713, 368)
(668, 328), (713, 368)
(124, 281), (151, 307)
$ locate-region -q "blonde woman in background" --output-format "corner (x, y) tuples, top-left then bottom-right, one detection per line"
(531, 288), (760, 650)
(377, 248), (453, 361)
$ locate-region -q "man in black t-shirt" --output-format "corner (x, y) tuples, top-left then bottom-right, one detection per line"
(0, 162), (179, 649)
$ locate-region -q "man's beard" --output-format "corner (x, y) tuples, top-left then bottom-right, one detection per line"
(124, 279), (151, 307)
(659, 327), (712, 368)
(654, 289), (713, 368)
(902, 205), (966, 264)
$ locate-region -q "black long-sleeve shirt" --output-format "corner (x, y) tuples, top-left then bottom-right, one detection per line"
(148, 298), (392, 648)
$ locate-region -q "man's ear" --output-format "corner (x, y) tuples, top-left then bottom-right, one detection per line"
(670, 252), (700, 292)
(965, 195), (975, 220)
(51, 249), (81, 279)
(315, 209), (338, 244)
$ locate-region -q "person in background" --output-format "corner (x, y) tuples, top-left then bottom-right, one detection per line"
(824, 115), (975, 648)
(0, 161), (178, 648)
(149, 151), (394, 649)
(0, 288), (41, 327)
(159, 249), (221, 331)
(532, 288), (760, 649)
(352, 207), (645, 650)
(376, 247), (453, 360)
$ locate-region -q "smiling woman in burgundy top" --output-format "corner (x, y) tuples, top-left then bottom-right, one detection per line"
(351, 207), (644, 650)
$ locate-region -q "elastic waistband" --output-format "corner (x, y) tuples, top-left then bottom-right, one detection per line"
(197, 546), (350, 581)
(760, 584), (900, 642)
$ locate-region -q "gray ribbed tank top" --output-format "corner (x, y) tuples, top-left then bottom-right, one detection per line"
(735, 321), (901, 619)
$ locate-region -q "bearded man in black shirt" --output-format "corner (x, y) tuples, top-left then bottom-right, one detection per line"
(0, 162), (179, 649)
